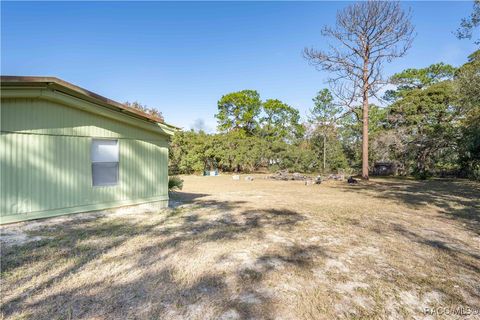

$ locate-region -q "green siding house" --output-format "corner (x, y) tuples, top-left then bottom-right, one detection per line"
(0, 76), (177, 224)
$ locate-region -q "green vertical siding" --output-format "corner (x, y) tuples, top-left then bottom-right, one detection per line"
(0, 98), (170, 224)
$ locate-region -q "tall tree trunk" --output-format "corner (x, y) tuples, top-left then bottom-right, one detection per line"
(323, 134), (326, 171)
(362, 97), (369, 179)
(362, 58), (369, 180)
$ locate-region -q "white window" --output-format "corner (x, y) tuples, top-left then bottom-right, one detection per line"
(91, 139), (119, 186)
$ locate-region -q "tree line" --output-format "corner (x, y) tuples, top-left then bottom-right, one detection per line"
(169, 1), (479, 180)
(169, 51), (479, 180)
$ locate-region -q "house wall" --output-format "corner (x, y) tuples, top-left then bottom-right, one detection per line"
(1, 97), (170, 224)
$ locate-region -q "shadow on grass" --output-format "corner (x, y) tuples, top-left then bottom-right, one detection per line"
(340, 178), (480, 235)
(2, 183), (479, 318)
(390, 223), (480, 271)
(169, 191), (249, 212)
(168, 191), (209, 204)
(341, 179), (479, 277)
(0, 196), (307, 319)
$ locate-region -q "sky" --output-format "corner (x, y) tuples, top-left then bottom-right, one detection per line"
(2, 1), (478, 132)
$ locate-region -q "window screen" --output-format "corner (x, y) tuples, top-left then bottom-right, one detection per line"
(91, 139), (119, 186)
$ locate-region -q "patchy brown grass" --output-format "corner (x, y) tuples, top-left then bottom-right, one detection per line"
(1, 175), (479, 319)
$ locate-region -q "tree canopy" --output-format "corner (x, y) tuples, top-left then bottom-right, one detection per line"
(457, 0), (480, 44)
(261, 99), (303, 141)
(215, 90), (262, 135)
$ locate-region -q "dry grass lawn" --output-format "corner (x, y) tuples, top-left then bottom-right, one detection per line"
(1, 175), (479, 319)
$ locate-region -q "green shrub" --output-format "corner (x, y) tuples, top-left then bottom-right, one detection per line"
(168, 176), (183, 191)
(412, 169), (433, 180)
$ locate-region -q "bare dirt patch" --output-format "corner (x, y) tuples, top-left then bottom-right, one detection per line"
(1, 175), (479, 319)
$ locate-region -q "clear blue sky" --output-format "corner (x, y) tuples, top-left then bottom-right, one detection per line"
(2, 1), (477, 131)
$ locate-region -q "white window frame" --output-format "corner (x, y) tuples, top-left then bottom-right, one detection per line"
(91, 139), (119, 187)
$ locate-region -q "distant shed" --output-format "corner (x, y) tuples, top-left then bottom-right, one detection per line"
(1, 76), (178, 224)
(372, 162), (398, 176)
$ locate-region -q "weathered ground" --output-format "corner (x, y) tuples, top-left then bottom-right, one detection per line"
(1, 175), (479, 319)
